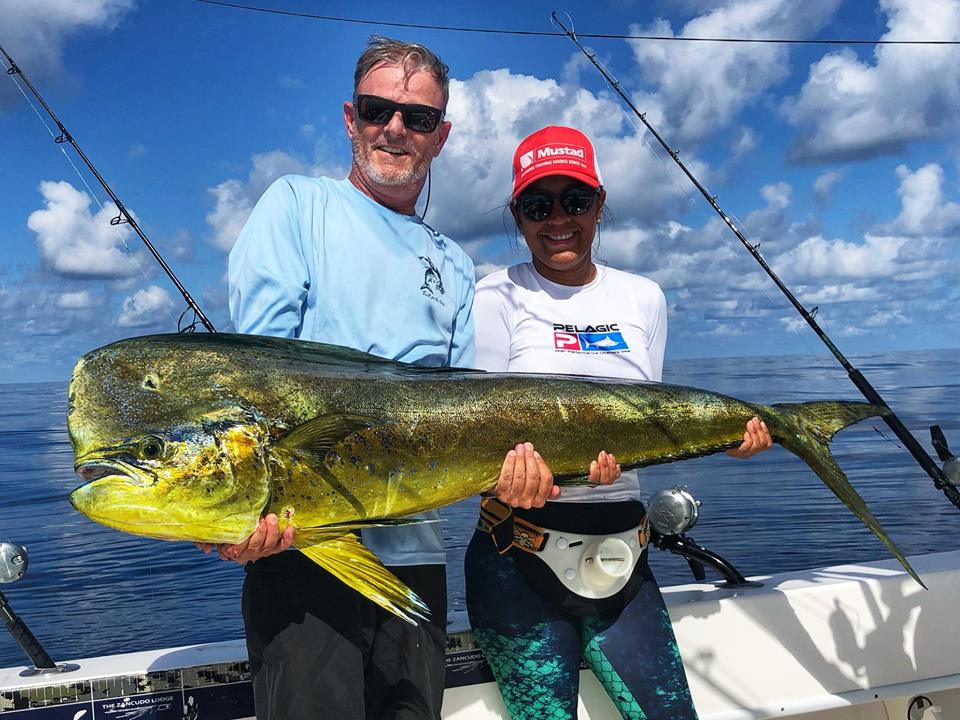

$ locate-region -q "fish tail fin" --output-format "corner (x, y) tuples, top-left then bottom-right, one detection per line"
(771, 400), (887, 442)
(768, 401), (924, 588)
(297, 530), (430, 625)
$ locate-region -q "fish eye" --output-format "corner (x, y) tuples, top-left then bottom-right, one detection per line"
(138, 436), (165, 460)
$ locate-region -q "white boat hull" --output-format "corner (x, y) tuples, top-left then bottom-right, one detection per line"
(2, 552), (958, 719)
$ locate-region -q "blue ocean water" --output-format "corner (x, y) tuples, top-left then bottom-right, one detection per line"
(0, 349), (958, 669)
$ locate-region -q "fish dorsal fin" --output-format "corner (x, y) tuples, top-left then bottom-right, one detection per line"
(279, 414), (389, 465)
(296, 531), (429, 625)
(138, 333), (486, 378)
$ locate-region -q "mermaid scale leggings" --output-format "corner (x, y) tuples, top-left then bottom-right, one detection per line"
(465, 530), (699, 720)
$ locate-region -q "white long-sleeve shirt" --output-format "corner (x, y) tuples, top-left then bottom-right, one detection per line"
(473, 262), (667, 502)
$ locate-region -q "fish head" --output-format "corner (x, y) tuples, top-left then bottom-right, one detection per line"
(67, 336), (272, 544)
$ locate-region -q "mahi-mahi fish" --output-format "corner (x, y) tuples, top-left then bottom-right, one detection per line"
(67, 333), (919, 623)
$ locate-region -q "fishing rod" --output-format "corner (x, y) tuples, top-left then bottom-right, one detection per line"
(550, 12), (960, 510)
(0, 44), (216, 334)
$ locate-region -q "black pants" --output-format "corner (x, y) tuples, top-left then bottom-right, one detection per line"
(242, 551), (447, 720)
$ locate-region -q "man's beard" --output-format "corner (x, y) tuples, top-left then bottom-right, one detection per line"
(351, 135), (431, 187)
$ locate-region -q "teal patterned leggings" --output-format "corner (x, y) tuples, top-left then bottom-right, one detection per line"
(465, 530), (699, 720)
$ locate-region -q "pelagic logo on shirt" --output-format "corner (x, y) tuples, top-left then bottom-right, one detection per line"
(553, 322), (630, 353)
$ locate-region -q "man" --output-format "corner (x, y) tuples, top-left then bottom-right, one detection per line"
(222, 36), (473, 720)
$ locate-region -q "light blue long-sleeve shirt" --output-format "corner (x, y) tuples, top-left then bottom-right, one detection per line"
(229, 175), (475, 566)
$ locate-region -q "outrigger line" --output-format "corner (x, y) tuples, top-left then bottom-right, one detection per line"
(550, 11), (960, 511)
(0, 44), (216, 334)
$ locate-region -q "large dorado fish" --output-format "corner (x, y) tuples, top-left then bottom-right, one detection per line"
(68, 333), (919, 622)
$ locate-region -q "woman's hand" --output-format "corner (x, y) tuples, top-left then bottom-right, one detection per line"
(725, 416), (773, 459)
(588, 450), (620, 486)
(494, 442), (558, 509)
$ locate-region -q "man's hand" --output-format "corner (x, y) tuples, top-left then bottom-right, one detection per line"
(587, 450), (620, 486)
(196, 513), (295, 565)
(725, 416), (773, 459)
(494, 442), (558, 509)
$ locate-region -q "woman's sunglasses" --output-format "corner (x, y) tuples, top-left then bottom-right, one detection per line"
(514, 187), (600, 222)
(354, 94), (444, 133)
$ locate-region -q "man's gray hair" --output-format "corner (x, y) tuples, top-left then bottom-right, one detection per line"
(353, 35), (450, 107)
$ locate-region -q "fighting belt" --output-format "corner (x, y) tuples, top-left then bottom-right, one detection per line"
(478, 497), (652, 614)
(479, 496), (549, 555)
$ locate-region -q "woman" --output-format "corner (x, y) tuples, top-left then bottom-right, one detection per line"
(467, 126), (771, 720)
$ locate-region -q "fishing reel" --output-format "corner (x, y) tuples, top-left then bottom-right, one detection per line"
(647, 486), (762, 589)
(648, 486), (700, 536)
(0, 541), (78, 676)
(930, 426), (960, 487)
(0, 543), (27, 584)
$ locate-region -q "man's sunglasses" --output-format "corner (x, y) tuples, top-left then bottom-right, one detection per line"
(514, 186), (601, 222)
(354, 94), (444, 133)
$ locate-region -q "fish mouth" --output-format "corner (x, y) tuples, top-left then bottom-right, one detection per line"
(74, 459), (133, 483)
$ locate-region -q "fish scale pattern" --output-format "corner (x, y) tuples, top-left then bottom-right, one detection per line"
(581, 630), (646, 720)
(474, 625), (576, 719)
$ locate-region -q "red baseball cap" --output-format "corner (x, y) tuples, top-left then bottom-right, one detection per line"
(511, 126), (603, 199)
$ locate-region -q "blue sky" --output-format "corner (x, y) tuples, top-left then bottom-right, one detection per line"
(0, 0), (958, 382)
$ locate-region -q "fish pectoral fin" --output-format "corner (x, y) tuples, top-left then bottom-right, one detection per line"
(278, 414), (392, 465)
(296, 531), (430, 626)
(311, 518), (440, 533)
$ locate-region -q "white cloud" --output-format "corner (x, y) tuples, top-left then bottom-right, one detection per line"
(206, 150), (346, 251)
(798, 283), (881, 304)
(782, 0), (960, 161)
(627, 0), (841, 143)
(601, 221), (741, 291)
(474, 261), (505, 279)
(721, 179), (798, 254)
(206, 179), (255, 253)
(813, 170), (845, 204)
(780, 316), (808, 333)
(701, 323), (744, 337)
(0, 0), (135, 110)
(837, 324), (868, 337)
(57, 290), (98, 309)
(883, 163), (960, 236)
(594, 224), (659, 272)
(771, 161), (959, 294)
(116, 285), (174, 328)
(731, 126), (757, 161)
(27, 180), (142, 279)
(648, 151), (959, 346)
(0, 280), (101, 339)
(861, 306), (910, 327)
(168, 228), (194, 261)
(761, 182), (791, 208)
(774, 233), (946, 283)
